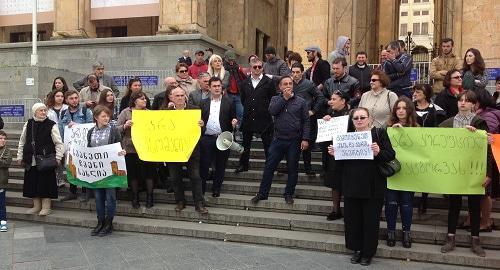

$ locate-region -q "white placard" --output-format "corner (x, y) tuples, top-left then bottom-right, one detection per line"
(25, 78), (34, 86)
(315, 115), (349, 143)
(67, 143), (126, 183)
(63, 123), (95, 151)
(333, 131), (373, 160)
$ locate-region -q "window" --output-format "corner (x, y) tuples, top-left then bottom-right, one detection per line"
(422, 0), (429, 2)
(401, 0), (408, 3)
(401, 11), (408, 16)
(414, 0), (421, 3)
(413, 10), (420, 16)
(413, 23), (421, 35)
(10, 31), (47, 43)
(111, 26), (127, 37)
(400, 24), (408, 36)
(421, 22), (429, 35)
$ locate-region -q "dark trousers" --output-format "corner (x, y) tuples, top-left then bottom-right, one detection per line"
(0, 189), (6, 221)
(344, 197), (384, 258)
(94, 188), (116, 220)
(385, 190), (414, 231)
(239, 129), (273, 168)
(320, 142), (330, 173)
(258, 137), (301, 198)
(301, 115), (317, 171)
(199, 135), (230, 193)
(168, 156), (204, 205)
(69, 184), (87, 195)
(447, 195), (481, 236)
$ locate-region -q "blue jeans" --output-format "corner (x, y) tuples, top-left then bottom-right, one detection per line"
(385, 189), (414, 231)
(227, 93), (243, 124)
(0, 189), (6, 221)
(258, 137), (301, 198)
(94, 188), (116, 220)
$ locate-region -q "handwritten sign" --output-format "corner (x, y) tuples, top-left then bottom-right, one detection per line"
(66, 143), (127, 188)
(316, 115), (349, 143)
(63, 123), (95, 151)
(387, 128), (486, 194)
(131, 110), (201, 162)
(333, 131), (373, 160)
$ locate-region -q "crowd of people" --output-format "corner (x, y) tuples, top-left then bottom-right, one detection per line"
(0, 36), (498, 266)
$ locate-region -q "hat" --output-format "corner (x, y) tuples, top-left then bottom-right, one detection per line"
(224, 50), (237, 60)
(264, 46), (276, 55)
(205, 48), (213, 53)
(32, 103), (47, 117)
(195, 49), (205, 55)
(305, 45), (321, 53)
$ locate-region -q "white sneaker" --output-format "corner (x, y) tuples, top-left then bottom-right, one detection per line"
(0, 220), (7, 232)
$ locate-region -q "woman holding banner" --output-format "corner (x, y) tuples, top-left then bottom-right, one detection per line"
(86, 105), (125, 236)
(117, 91), (157, 209)
(385, 96), (419, 248)
(328, 107), (395, 266)
(439, 90), (490, 257)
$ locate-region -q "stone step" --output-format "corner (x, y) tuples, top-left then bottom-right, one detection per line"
(229, 148), (323, 160)
(6, 206), (500, 269)
(226, 158), (323, 171)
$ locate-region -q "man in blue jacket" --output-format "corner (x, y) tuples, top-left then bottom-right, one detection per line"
(251, 76), (310, 204)
(383, 41), (413, 98)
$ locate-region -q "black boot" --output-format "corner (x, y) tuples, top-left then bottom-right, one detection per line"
(402, 231), (412, 248)
(386, 230), (396, 247)
(146, 193), (154, 208)
(132, 192), (140, 209)
(99, 217), (113, 237)
(91, 218), (105, 236)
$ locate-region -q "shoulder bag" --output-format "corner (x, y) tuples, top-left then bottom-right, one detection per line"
(32, 122), (58, 171)
(375, 128), (401, 177)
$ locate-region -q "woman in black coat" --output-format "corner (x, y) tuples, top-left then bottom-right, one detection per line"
(328, 107), (395, 266)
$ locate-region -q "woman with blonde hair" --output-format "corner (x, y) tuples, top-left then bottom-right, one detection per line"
(207, 54), (230, 90)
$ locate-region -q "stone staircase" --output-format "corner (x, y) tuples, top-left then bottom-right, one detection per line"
(3, 130), (500, 269)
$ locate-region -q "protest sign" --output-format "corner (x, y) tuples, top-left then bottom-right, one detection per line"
(63, 123), (95, 151)
(491, 134), (500, 173)
(66, 143), (127, 188)
(387, 128), (486, 194)
(316, 115), (349, 143)
(131, 110), (201, 162)
(333, 131), (373, 160)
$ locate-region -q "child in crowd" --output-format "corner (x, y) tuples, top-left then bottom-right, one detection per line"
(0, 130), (13, 232)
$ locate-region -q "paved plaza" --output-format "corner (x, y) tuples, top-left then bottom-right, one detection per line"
(0, 220), (482, 270)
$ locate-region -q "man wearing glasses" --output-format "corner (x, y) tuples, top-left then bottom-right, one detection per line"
(235, 58), (277, 173)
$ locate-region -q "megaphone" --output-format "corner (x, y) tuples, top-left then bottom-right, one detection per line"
(216, 131), (244, 153)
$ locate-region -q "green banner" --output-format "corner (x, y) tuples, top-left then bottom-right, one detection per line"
(67, 169), (128, 189)
(387, 127), (486, 195)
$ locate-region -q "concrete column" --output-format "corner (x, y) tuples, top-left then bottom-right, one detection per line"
(52, 0), (96, 39)
(377, 0), (399, 50)
(157, 0), (207, 34)
(0, 27), (6, 43)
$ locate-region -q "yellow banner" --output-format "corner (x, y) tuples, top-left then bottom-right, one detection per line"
(131, 110), (201, 162)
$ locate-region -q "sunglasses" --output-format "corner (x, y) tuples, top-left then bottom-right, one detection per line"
(452, 76), (462, 79)
(252, 65), (263, 69)
(178, 70), (188, 73)
(352, 116), (368, 121)
(370, 79), (380, 82)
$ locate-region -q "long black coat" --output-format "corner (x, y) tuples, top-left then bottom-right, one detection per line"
(239, 75), (277, 133)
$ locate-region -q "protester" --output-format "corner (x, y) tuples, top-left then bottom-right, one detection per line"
(328, 107), (395, 266)
(412, 84), (446, 214)
(152, 77), (179, 110)
(177, 49), (192, 66)
(175, 63), (197, 96)
(119, 78), (151, 113)
(304, 45), (330, 91)
(291, 63), (325, 175)
(434, 69), (463, 118)
(429, 38), (460, 94)
(439, 90), (490, 257)
(235, 58), (276, 173)
(462, 48), (489, 93)
(73, 61), (119, 97)
(0, 130), (12, 232)
(51, 77), (69, 94)
(117, 91), (156, 209)
(46, 89), (69, 124)
(358, 70), (398, 128)
(323, 90), (351, 220)
(166, 87), (208, 214)
(205, 48), (213, 64)
(58, 90), (94, 202)
(251, 76), (309, 204)
(223, 50), (247, 124)
(188, 49), (208, 79)
(263, 46), (291, 80)
(17, 103), (64, 216)
(323, 57), (359, 106)
(97, 89), (119, 123)
(87, 105), (125, 236)
(348, 52), (373, 96)
(286, 52), (303, 69)
(187, 72), (211, 107)
(328, 36), (351, 64)
(385, 96), (418, 248)
(199, 77), (237, 197)
(80, 74), (111, 110)
(207, 54), (230, 90)
(383, 41), (413, 97)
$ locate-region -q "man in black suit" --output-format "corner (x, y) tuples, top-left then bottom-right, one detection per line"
(199, 77), (238, 197)
(235, 58), (277, 173)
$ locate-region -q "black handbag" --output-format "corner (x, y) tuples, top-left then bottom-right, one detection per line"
(375, 128), (401, 177)
(31, 122), (58, 171)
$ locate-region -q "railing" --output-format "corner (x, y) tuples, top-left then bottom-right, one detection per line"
(0, 98), (43, 124)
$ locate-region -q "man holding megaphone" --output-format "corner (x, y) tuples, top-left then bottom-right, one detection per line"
(200, 77), (238, 197)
